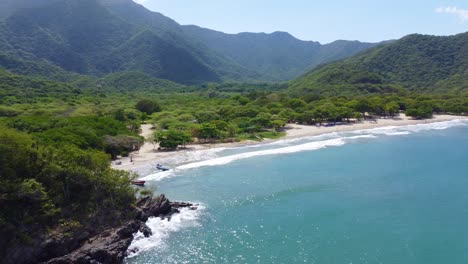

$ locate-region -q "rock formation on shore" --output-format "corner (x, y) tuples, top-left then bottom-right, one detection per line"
(4, 195), (195, 264)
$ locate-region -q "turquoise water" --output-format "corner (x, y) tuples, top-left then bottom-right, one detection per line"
(126, 120), (468, 264)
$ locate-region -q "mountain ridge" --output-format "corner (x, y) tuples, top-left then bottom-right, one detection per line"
(0, 0), (383, 85)
(290, 32), (468, 95)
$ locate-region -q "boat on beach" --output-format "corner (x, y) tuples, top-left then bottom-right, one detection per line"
(131, 180), (146, 186)
(156, 164), (170, 171)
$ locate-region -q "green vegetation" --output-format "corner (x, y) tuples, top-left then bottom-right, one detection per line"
(153, 130), (193, 150)
(0, 0), (379, 85)
(0, 2), (467, 262)
(135, 99), (161, 115)
(182, 27), (379, 81)
(291, 32), (468, 95)
(0, 127), (138, 258)
(1, 53), (468, 264)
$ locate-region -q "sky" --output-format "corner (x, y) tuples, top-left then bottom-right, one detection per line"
(133, 0), (468, 44)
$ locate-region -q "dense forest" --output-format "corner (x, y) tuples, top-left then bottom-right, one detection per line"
(0, 1), (467, 263)
(1, 64), (468, 264)
(0, 0), (378, 84)
(291, 32), (468, 95)
(1, 43), (468, 248)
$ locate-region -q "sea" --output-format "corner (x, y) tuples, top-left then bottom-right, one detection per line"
(125, 119), (468, 264)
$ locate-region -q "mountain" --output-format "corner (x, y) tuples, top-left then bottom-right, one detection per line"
(0, 52), (82, 82)
(290, 32), (468, 95)
(182, 26), (379, 81)
(0, 0), (243, 84)
(0, 0), (61, 19)
(0, 0), (380, 85)
(0, 68), (81, 106)
(82, 71), (187, 92)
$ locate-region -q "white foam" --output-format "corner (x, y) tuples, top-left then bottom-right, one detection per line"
(142, 119), (467, 179)
(218, 119), (467, 152)
(351, 119), (467, 136)
(229, 131), (341, 150)
(127, 204), (205, 258)
(140, 170), (174, 181)
(177, 138), (348, 170)
(175, 120), (468, 171)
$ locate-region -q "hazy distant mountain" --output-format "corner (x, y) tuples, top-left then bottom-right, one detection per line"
(0, 0), (61, 18)
(0, 0), (381, 85)
(290, 32), (468, 94)
(182, 26), (379, 81)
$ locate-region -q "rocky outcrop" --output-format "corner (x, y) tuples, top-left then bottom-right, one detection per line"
(135, 195), (197, 221)
(10, 195), (195, 264)
(45, 221), (139, 264)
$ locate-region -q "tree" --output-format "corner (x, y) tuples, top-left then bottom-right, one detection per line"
(135, 99), (161, 115)
(103, 135), (144, 159)
(368, 97), (385, 116)
(337, 107), (354, 122)
(298, 111), (315, 125)
(114, 109), (126, 122)
(314, 103), (339, 123)
(271, 119), (286, 131)
(286, 98), (307, 111)
(278, 108), (298, 123)
(231, 95), (250, 105)
(198, 123), (222, 142)
(405, 107), (433, 119)
(384, 102), (400, 117)
(0, 129), (36, 181)
(252, 112), (272, 128)
(154, 130), (193, 150)
(235, 118), (260, 134)
(355, 98), (371, 117)
(194, 110), (220, 123)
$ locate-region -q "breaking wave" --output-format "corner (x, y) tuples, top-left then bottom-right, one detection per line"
(126, 204), (205, 258)
(144, 119), (467, 180)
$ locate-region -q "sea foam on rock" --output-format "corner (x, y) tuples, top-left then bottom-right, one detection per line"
(41, 195), (195, 264)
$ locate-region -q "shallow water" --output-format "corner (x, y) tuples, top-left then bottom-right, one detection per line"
(126, 120), (468, 264)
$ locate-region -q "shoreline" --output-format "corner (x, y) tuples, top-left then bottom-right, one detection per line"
(113, 114), (467, 173)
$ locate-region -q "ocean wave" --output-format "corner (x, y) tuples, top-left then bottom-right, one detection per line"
(351, 119), (467, 136)
(126, 204), (205, 258)
(175, 120), (467, 171)
(143, 119), (467, 179)
(234, 131), (341, 148)
(140, 170), (174, 181)
(382, 131), (411, 136)
(222, 119), (467, 152)
(176, 136), (368, 170)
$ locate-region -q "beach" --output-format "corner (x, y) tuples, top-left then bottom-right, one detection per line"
(125, 119), (468, 263)
(113, 114), (466, 172)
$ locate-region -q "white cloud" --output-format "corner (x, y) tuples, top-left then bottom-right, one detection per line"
(435, 6), (468, 22)
(133, 0), (148, 4)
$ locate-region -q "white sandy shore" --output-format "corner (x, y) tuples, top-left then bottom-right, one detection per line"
(112, 114), (467, 172)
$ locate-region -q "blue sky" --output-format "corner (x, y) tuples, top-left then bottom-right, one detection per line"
(134, 0), (468, 43)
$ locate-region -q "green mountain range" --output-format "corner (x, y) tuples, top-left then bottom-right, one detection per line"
(0, 0), (379, 85)
(182, 27), (378, 81)
(290, 32), (468, 95)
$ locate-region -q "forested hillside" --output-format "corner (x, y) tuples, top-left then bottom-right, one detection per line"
(290, 32), (468, 95)
(183, 26), (379, 81)
(0, 0), (378, 85)
(1, 1), (467, 263)
(0, 0), (237, 84)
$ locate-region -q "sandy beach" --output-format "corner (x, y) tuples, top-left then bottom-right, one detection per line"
(113, 114), (467, 172)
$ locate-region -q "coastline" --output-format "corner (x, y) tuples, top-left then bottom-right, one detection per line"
(113, 114), (467, 173)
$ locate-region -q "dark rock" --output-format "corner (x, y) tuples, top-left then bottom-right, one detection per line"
(136, 194), (173, 221)
(37, 195), (197, 264)
(139, 224), (152, 237)
(45, 221), (139, 264)
(2, 195), (196, 264)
